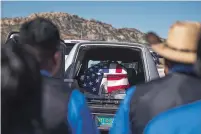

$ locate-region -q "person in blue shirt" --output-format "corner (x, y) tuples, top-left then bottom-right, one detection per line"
(18, 17), (99, 134)
(110, 21), (201, 134)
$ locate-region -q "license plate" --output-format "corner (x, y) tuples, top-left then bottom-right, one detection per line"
(96, 115), (114, 127)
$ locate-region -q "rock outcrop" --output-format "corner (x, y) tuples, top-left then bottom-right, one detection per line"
(1, 12), (161, 44)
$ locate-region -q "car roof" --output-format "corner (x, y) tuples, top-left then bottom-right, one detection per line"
(76, 41), (147, 49)
(64, 39), (90, 43)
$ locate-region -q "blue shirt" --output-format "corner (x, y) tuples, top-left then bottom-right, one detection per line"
(40, 70), (51, 77)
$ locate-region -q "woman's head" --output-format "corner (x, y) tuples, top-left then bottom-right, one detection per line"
(1, 39), (42, 133)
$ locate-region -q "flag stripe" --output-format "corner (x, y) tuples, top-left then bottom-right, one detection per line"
(109, 63), (117, 74)
(107, 85), (130, 93)
(107, 74), (128, 80)
(106, 63), (129, 93)
(116, 64), (122, 73)
(107, 78), (129, 87)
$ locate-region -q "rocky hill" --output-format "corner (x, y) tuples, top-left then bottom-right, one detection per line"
(1, 12), (155, 44)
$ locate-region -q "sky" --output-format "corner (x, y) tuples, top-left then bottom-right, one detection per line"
(1, 1), (201, 38)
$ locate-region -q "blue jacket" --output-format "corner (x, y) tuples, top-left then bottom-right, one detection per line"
(144, 100), (201, 134)
(68, 90), (99, 134)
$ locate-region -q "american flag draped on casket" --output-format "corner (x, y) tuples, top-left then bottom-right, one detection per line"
(79, 61), (130, 95)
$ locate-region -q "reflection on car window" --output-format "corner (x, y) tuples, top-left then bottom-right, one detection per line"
(65, 55), (68, 61)
(88, 60), (101, 68)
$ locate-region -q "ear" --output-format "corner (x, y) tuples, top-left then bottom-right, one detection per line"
(53, 51), (61, 64)
(51, 51), (62, 77)
(164, 66), (168, 76)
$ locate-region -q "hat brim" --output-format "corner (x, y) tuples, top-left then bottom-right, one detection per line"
(151, 43), (196, 64)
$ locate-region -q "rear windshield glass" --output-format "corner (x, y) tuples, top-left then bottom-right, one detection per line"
(74, 46), (145, 99)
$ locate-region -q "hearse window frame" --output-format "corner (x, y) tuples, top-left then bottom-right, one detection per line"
(71, 44), (146, 82)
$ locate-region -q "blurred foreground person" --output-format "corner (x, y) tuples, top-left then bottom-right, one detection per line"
(110, 21), (201, 134)
(143, 25), (201, 134)
(18, 17), (99, 134)
(1, 41), (42, 134)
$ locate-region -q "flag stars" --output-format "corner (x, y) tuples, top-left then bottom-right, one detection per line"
(80, 75), (85, 81)
(89, 81), (93, 86)
(80, 62), (106, 95)
(92, 88), (96, 92)
(96, 79), (99, 83)
(83, 83), (87, 87)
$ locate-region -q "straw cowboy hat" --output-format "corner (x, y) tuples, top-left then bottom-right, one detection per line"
(152, 21), (201, 64)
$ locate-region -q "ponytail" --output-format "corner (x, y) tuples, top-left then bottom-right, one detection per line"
(1, 38), (42, 133)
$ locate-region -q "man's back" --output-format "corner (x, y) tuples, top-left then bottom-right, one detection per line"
(40, 76), (72, 133)
(110, 21), (201, 134)
(129, 72), (201, 134)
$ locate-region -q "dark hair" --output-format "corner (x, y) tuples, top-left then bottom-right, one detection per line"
(145, 32), (162, 43)
(195, 34), (201, 76)
(19, 17), (60, 64)
(1, 39), (42, 134)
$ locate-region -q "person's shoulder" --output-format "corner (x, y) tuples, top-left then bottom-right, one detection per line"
(42, 76), (72, 91)
(67, 90), (88, 122)
(129, 74), (177, 104)
(42, 76), (63, 84)
(136, 74), (173, 92)
(68, 90), (87, 108)
(41, 76), (74, 128)
(41, 76), (74, 105)
(131, 73), (199, 103)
